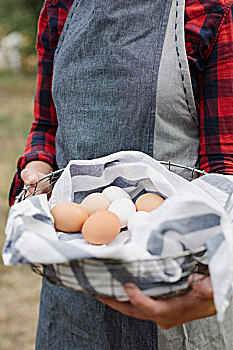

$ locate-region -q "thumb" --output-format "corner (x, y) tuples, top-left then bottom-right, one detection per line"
(21, 168), (41, 186)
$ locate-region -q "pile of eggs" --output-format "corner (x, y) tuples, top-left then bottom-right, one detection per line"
(50, 186), (165, 245)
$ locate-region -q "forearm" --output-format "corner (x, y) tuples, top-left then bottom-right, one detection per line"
(9, 2), (58, 206)
(198, 4), (233, 174)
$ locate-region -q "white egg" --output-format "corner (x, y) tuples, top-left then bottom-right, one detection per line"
(102, 186), (131, 202)
(108, 198), (136, 228)
(127, 211), (149, 233)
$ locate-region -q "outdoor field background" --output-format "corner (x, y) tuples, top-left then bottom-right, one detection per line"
(0, 2), (44, 348)
(0, 71), (41, 350)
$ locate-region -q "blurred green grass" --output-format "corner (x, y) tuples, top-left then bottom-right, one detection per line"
(0, 70), (41, 350)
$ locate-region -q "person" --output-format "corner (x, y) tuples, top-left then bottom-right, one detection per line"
(9, 0), (233, 348)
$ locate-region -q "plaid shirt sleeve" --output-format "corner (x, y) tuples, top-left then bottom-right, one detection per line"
(9, 0), (73, 206)
(185, 0), (233, 174)
(9, 0), (233, 205)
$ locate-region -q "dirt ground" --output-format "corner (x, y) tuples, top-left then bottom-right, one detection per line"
(0, 71), (41, 350)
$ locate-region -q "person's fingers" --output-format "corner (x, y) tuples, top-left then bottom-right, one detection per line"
(124, 280), (216, 327)
(124, 284), (159, 317)
(188, 274), (214, 299)
(21, 168), (50, 196)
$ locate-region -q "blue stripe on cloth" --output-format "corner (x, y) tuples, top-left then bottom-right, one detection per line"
(154, 213), (221, 236)
(9, 248), (31, 265)
(9, 224), (28, 244)
(58, 232), (83, 241)
(206, 232), (224, 261)
(3, 239), (31, 264)
(105, 263), (187, 294)
(70, 161), (121, 177)
(69, 260), (96, 294)
(43, 264), (63, 285)
(32, 213), (53, 225)
(200, 175), (233, 195)
(111, 177), (147, 188)
(147, 230), (164, 256)
(3, 224), (30, 264)
(226, 284), (233, 302)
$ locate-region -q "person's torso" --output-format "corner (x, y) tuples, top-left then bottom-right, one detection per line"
(52, 0), (199, 177)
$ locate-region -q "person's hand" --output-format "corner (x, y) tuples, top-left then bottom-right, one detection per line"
(97, 274), (216, 329)
(20, 161), (53, 196)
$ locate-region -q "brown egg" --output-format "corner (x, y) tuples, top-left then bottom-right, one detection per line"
(81, 193), (111, 216)
(50, 202), (88, 233)
(82, 210), (121, 245)
(135, 193), (164, 212)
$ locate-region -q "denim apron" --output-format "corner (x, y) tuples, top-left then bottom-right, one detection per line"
(36, 0), (233, 349)
(52, 0), (199, 174)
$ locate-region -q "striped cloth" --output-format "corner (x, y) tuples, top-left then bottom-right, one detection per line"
(3, 151), (233, 321)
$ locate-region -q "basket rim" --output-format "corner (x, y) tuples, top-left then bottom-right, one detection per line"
(15, 161), (208, 204)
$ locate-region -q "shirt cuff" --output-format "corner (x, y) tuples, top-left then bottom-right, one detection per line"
(199, 154), (233, 174)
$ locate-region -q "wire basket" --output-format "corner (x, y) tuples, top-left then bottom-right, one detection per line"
(15, 162), (209, 299)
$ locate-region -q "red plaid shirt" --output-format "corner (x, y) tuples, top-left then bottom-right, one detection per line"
(9, 0), (233, 206)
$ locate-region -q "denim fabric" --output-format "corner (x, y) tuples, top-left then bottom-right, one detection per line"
(52, 0), (173, 169)
(153, 0), (199, 178)
(36, 278), (157, 350)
